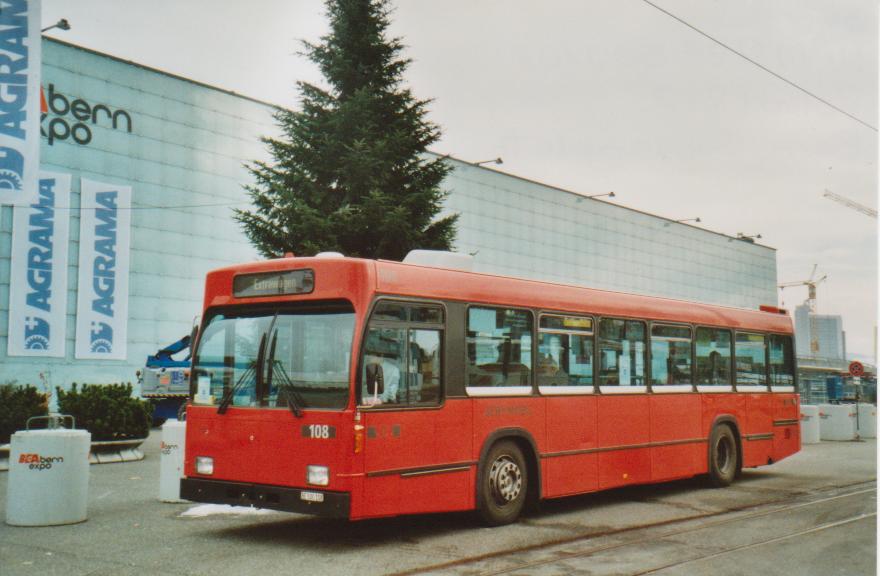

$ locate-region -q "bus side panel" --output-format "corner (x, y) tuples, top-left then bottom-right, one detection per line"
(743, 393), (774, 468)
(649, 394), (701, 482)
(700, 393), (746, 472)
(597, 395), (650, 490)
(772, 393), (800, 463)
(543, 395), (598, 498)
(360, 399), (473, 518)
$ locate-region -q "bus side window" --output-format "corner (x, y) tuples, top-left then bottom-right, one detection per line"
(598, 318), (646, 387)
(768, 334), (794, 387)
(538, 314), (593, 388)
(408, 329), (441, 403)
(695, 327), (732, 385)
(467, 307), (533, 388)
(362, 327), (406, 405)
(735, 332), (768, 387)
(651, 324), (692, 386)
(361, 301), (444, 407)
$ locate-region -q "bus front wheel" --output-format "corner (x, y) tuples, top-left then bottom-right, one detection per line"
(478, 441), (527, 526)
(708, 424), (738, 487)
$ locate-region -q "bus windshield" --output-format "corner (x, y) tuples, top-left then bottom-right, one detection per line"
(191, 302), (355, 410)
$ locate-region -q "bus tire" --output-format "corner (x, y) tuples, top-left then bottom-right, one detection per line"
(708, 424), (738, 487)
(478, 441), (528, 526)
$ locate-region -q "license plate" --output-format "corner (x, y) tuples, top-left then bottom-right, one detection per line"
(300, 491), (324, 503)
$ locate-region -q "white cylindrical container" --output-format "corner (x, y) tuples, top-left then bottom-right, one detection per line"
(6, 429), (91, 526)
(159, 419), (187, 502)
(800, 405), (820, 444)
(818, 404), (856, 441)
(856, 404), (877, 438)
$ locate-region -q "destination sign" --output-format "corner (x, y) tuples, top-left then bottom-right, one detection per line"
(233, 269), (314, 298)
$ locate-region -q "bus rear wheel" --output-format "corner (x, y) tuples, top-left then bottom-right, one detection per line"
(478, 441), (527, 526)
(708, 424), (738, 487)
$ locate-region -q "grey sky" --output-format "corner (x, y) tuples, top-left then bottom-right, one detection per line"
(42, 0), (878, 359)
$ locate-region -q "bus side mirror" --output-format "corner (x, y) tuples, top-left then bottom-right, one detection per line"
(366, 363), (384, 396)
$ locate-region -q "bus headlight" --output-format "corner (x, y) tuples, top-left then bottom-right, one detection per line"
(196, 456), (214, 475)
(307, 465), (329, 486)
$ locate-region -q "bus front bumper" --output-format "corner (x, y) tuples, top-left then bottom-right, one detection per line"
(180, 477), (350, 518)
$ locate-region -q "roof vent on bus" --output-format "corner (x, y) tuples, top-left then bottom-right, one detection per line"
(315, 251), (344, 258)
(403, 250), (474, 272)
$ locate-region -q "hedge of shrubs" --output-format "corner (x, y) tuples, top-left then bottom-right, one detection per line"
(56, 383), (151, 441)
(0, 383), (48, 444)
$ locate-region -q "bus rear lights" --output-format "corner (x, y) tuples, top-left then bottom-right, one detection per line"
(195, 456), (214, 475)
(307, 465), (329, 486)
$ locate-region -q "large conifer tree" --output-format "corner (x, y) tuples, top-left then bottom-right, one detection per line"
(235, 0), (457, 259)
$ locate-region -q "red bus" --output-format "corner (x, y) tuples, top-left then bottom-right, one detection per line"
(180, 254), (799, 525)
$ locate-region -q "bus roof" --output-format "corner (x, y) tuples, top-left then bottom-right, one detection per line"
(206, 256), (792, 334)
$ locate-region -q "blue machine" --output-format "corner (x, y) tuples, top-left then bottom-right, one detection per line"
(825, 375), (844, 402)
(138, 334), (192, 425)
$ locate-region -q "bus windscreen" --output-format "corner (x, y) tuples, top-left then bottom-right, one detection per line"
(191, 302), (355, 410)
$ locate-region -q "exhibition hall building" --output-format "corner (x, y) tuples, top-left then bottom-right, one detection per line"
(0, 38), (778, 387)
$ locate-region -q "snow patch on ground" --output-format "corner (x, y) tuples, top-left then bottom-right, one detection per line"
(180, 504), (279, 517)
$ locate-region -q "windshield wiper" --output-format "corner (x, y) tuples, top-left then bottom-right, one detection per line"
(266, 330), (305, 418)
(261, 313), (304, 416)
(217, 332), (266, 414)
(258, 313), (302, 417)
(216, 364), (255, 414)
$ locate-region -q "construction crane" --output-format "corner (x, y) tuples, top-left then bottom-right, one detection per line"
(778, 264), (827, 312)
(778, 265), (828, 354)
(823, 189), (877, 219)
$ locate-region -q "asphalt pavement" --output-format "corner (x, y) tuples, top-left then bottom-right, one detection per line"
(0, 430), (876, 576)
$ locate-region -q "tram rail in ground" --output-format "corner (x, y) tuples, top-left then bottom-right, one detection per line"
(399, 480), (877, 576)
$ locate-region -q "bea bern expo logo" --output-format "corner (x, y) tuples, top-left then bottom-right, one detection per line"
(18, 453), (64, 471)
(41, 84), (133, 146)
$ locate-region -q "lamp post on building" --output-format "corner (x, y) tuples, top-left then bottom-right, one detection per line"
(473, 157), (503, 167)
(665, 217), (701, 227)
(735, 232), (762, 243)
(576, 191), (616, 204)
(42, 19), (71, 33)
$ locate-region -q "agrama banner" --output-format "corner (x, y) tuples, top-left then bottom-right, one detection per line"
(0, 0), (42, 205)
(7, 171), (70, 356)
(74, 178), (131, 360)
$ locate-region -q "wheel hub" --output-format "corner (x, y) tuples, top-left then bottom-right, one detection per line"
(489, 456), (522, 504)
